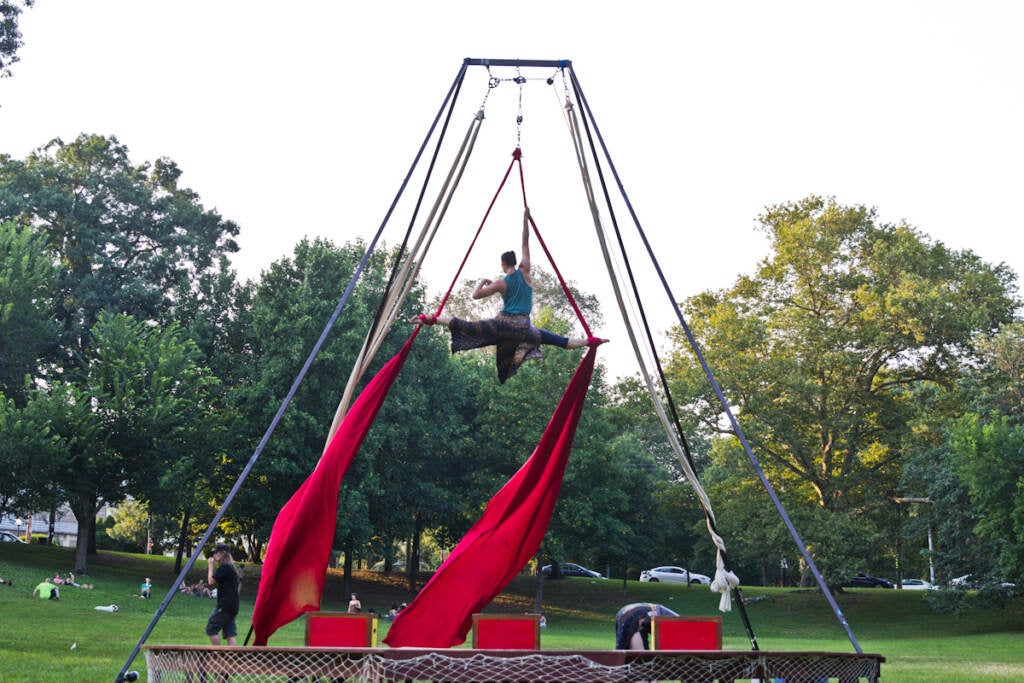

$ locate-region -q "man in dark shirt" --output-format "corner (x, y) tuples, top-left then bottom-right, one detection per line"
(205, 543), (240, 645)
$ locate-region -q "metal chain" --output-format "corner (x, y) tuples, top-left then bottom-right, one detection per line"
(515, 67), (525, 147)
(476, 65), (569, 145)
(479, 66), (500, 110)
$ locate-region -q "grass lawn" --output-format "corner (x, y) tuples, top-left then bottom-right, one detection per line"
(1, 542), (1022, 682)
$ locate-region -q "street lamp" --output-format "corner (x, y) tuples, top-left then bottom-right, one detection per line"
(15, 517), (23, 542)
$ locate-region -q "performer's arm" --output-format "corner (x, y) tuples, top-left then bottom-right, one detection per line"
(473, 277), (505, 299)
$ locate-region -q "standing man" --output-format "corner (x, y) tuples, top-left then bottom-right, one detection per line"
(206, 543), (240, 645)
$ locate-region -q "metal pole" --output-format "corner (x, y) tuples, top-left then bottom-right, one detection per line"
(928, 526), (936, 585)
(463, 57), (572, 69)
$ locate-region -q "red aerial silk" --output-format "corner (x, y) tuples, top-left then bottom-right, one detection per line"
(251, 335), (415, 646)
(383, 347), (597, 648)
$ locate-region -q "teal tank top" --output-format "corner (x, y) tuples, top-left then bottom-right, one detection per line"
(502, 268), (532, 315)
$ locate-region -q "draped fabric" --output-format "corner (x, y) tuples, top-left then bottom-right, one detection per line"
(383, 347), (598, 648)
(251, 335), (416, 646)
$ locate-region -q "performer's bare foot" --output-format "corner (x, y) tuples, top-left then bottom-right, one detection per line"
(568, 336), (608, 349)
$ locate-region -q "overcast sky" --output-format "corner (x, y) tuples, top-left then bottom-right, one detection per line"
(2, 2), (1021, 377)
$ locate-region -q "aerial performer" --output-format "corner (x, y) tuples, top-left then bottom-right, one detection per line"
(420, 207), (606, 383)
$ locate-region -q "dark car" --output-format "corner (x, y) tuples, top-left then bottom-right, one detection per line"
(541, 562), (603, 579)
(844, 573), (894, 589)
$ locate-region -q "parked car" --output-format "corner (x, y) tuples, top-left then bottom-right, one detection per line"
(900, 578), (937, 590)
(541, 562), (604, 579)
(0, 531), (27, 543)
(843, 573), (894, 589)
(950, 573), (1016, 590)
(639, 566), (712, 585)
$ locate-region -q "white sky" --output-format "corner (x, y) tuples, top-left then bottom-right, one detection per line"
(2, 1), (1022, 378)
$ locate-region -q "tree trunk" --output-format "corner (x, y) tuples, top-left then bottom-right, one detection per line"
(174, 509), (191, 575)
(243, 533), (262, 563)
(72, 497), (97, 573)
(407, 518), (422, 593)
(533, 550), (545, 613)
(343, 546), (354, 602)
(48, 504), (57, 545)
(87, 513), (97, 555)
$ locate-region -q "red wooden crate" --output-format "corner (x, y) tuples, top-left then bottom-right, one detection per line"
(471, 613), (541, 649)
(305, 612), (378, 647)
(652, 615), (722, 650)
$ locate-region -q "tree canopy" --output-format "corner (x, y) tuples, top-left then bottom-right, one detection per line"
(0, 0), (33, 79)
(0, 135), (241, 571)
(665, 196), (1019, 584)
(4, 150), (1021, 599)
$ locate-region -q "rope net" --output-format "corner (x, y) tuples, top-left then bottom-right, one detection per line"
(145, 646), (882, 682)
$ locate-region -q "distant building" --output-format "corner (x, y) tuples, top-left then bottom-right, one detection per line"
(0, 502), (117, 547)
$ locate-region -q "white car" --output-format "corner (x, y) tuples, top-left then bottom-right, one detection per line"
(639, 566), (711, 585)
(0, 531), (27, 543)
(900, 578), (937, 590)
(950, 573), (1016, 590)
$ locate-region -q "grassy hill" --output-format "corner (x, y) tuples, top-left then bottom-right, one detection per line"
(1, 542), (1022, 682)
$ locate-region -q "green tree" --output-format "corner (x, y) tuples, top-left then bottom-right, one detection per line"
(46, 312), (219, 572)
(949, 414), (1024, 585)
(0, 135), (240, 564)
(0, 221), (58, 407)
(226, 237), (461, 580)
(0, 134), (239, 366)
(970, 322), (1024, 421)
(0, 391), (63, 517)
(0, 0), (33, 79)
(596, 375), (721, 579)
(942, 323), (1024, 586)
(104, 498), (170, 553)
(665, 196), (1018, 581)
(355, 317), (477, 592)
(159, 257), (251, 569)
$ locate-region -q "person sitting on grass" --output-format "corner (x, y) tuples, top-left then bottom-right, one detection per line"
(65, 572), (93, 589)
(32, 577), (60, 601)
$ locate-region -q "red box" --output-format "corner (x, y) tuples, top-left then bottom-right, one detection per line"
(305, 612), (378, 647)
(471, 613), (541, 649)
(651, 615), (722, 650)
